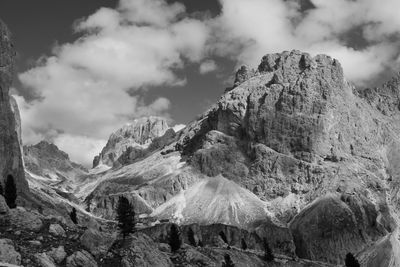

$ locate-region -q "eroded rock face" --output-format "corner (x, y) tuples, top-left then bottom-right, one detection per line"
(24, 141), (88, 183)
(289, 194), (385, 264)
(93, 116), (170, 168)
(171, 50), (400, 263)
(0, 19), (28, 203)
(84, 50), (400, 265)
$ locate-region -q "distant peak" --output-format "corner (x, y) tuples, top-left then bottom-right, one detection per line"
(230, 50), (343, 90)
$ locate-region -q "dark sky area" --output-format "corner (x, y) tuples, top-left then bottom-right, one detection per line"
(0, 0), (228, 124)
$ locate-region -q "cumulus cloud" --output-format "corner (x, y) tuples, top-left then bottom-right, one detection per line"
(199, 60), (217, 74)
(212, 0), (400, 85)
(16, 0), (210, 166)
(15, 0), (400, 166)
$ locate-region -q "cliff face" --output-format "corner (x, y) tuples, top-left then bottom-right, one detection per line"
(173, 50), (400, 264)
(24, 141), (88, 194)
(0, 19), (28, 199)
(93, 116), (170, 168)
(81, 50), (400, 265)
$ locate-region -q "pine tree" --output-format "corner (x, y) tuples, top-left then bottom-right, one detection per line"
(70, 207), (78, 224)
(263, 238), (274, 262)
(222, 254), (235, 267)
(116, 196), (135, 238)
(169, 224), (182, 252)
(345, 253), (360, 267)
(188, 227), (196, 246)
(219, 231), (228, 244)
(241, 239), (247, 250)
(5, 175), (17, 209)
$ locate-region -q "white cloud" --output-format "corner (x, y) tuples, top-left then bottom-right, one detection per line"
(17, 0), (210, 165)
(212, 0), (400, 85)
(199, 60), (217, 74)
(16, 0), (400, 166)
(53, 134), (106, 167)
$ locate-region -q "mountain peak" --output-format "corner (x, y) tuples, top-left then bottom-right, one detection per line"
(93, 116), (171, 168)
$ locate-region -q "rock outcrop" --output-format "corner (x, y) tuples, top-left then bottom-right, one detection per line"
(0, 239), (21, 265)
(65, 50), (400, 266)
(24, 141), (88, 193)
(93, 116), (170, 168)
(0, 19), (28, 203)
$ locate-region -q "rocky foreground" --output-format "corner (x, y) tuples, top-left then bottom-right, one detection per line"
(2, 14), (400, 266)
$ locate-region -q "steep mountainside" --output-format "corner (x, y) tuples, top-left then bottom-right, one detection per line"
(92, 116), (171, 168)
(0, 19), (29, 203)
(24, 141), (88, 193)
(81, 50), (400, 265)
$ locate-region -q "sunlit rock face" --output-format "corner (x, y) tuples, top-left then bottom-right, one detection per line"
(0, 19), (28, 201)
(78, 50), (400, 265)
(92, 116), (170, 168)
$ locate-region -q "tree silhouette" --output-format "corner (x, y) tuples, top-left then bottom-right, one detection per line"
(241, 238), (247, 250)
(169, 224), (182, 252)
(345, 253), (360, 267)
(263, 238), (274, 262)
(222, 254), (235, 267)
(70, 207), (78, 224)
(188, 227), (196, 246)
(116, 196), (135, 238)
(5, 175), (17, 208)
(219, 231), (228, 244)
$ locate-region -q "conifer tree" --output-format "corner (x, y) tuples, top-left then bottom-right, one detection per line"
(70, 207), (78, 224)
(169, 224), (182, 252)
(116, 196), (135, 238)
(345, 253), (360, 267)
(188, 227), (196, 246)
(263, 238), (274, 262)
(241, 238), (247, 250)
(222, 254), (235, 267)
(5, 175), (17, 209)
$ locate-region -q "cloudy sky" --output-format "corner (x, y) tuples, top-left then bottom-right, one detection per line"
(1, 0), (400, 166)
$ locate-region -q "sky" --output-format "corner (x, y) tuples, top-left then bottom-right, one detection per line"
(1, 0), (400, 166)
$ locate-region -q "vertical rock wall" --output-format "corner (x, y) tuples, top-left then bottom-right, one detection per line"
(0, 19), (28, 199)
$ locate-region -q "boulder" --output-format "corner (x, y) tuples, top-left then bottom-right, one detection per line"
(80, 228), (116, 257)
(47, 246), (66, 264)
(0, 239), (21, 265)
(66, 250), (97, 267)
(0, 195), (9, 215)
(48, 223), (66, 237)
(34, 252), (56, 267)
(8, 208), (43, 232)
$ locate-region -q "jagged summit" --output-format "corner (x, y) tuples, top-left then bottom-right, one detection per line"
(25, 141), (70, 161)
(92, 116), (170, 168)
(23, 141), (88, 188)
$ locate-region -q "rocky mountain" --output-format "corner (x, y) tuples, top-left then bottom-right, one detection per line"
(24, 141), (88, 194)
(80, 50), (400, 266)
(92, 116), (171, 168)
(2, 14), (400, 266)
(0, 19), (29, 205)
